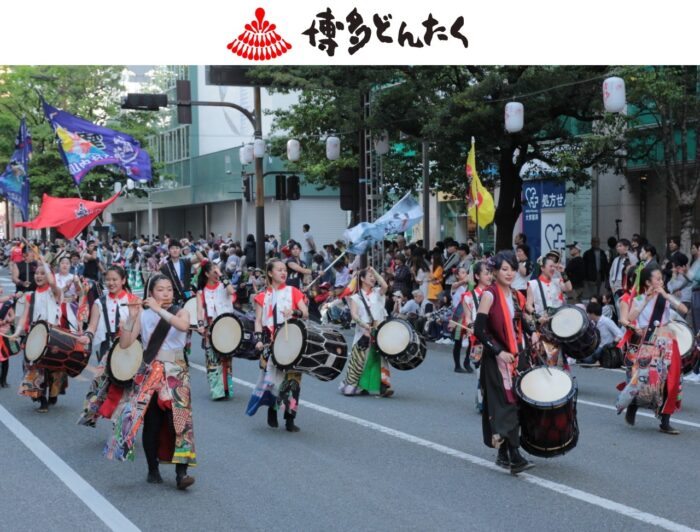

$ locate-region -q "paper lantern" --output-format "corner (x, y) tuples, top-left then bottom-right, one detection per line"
(253, 138), (266, 158)
(126, 178), (135, 190)
(287, 139), (301, 162)
(603, 77), (626, 113)
(114, 182), (122, 193)
(326, 136), (340, 160)
(374, 131), (390, 155)
(240, 144), (254, 165)
(505, 102), (524, 133)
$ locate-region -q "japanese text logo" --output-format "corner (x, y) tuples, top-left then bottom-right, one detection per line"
(227, 8), (292, 61)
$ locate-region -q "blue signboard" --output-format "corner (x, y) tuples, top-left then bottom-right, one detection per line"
(522, 180), (566, 260)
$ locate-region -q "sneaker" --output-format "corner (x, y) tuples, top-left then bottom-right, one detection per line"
(659, 424), (680, 435)
(454, 367), (468, 374)
(147, 470), (163, 484)
(176, 475), (195, 490)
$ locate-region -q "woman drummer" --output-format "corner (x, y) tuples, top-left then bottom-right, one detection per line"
(473, 251), (539, 474)
(78, 265), (136, 427)
(196, 260), (237, 400)
(104, 274), (196, 489)
(246, 258), (308, 432)
(618, 267), (686, 434)
(12, 253), (65, 413)
(339, 266), (392, 397)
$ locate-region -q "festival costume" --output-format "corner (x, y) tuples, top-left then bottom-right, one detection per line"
(246, 284), (306, 421)
(18, 286), (67, 404)
(199, 282), (236, 400)
(105, 307), (196, 469)
(78, 290), (137, 427)
(0, 301), (19, 387)
(341, 287), (392, 396)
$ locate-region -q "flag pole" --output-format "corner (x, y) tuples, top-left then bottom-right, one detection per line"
(472, 137), (480, 253)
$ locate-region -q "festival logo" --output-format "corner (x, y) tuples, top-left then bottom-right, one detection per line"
(227, 8), (292, 61)
(74, 202), (91, 219)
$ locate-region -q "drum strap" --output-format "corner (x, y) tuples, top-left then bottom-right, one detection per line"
(471, 290), (480, 313)
(167, 260), (186, 302)
(359, 290), (375, 325)
(536, 279), (549, 315)
(143, 304), (181, 364)
(27, 292), (35, 331)
(100, 296), (119, 339)
(642, 295), (668, 344)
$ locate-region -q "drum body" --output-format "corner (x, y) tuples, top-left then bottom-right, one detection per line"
(665, 320), (698, 375)
(600, 345), (623, 368)
(106, 340), (143, 386)
(516, 366), (579, 458)
(271, 319), (348, 381)
(183, 297), (198, 330)
(375, 318), (426, 370)
(25, 321), (91, 377)
(547, 305), (599, 360)
(232, 309), (257, 360)
(210, 313), (242, 356)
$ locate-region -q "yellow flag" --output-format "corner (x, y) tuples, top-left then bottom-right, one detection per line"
(466, 140), (495, 229)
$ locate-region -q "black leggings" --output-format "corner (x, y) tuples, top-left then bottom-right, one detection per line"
(142, 395), (187, 476)
(0, 359), (8, 383)
(453, 337), (470, 369)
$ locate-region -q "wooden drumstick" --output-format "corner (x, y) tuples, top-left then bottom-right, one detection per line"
(449, 319), (472, 332)
(284, 316), (288, 341)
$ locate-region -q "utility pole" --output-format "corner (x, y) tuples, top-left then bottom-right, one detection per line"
(422, 140), (430, 250)
(254, 87), (265, 268)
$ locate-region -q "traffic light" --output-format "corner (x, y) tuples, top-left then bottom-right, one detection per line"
(121, 93), (168, 111)
(176, 80), (192, 125)
(287, 175), (300, 200)
(242, 175), (251, 202)
(275, 174), (287, 201)
(338, 167), (359, 211)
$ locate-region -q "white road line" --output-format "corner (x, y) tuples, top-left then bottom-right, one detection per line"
(0, 405), (140, 532)
(577, 399), (700, 429)
(188, 363), (696, 532)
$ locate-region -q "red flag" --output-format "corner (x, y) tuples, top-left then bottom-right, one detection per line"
(15, 192), (121, 239)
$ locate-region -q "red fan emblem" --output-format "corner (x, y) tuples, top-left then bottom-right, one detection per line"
(227, 8), (292, 61)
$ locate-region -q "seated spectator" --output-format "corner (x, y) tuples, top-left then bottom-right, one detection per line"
(579, 302), (624, 366)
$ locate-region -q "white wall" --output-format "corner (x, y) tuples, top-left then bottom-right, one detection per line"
(195, 66), (299, 156)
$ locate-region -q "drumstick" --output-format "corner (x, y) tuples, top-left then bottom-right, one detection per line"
(449, 320), (472, 332)
(284, 317), (288, 341)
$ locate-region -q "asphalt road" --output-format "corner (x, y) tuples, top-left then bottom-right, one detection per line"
(1, 270), (699, 532)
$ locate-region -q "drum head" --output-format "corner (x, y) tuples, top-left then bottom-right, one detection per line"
(272, 321), (305, 368)
(667, 321), (693, 356)
(211, 314), (242, 355)
(183, 297), (198, 328)
(376, 319), (412, 356)
(550, 307), (585, 339)
(25, 321), (49, 362)
(518, 367), (573, 405)
(109, 342), (143, 382)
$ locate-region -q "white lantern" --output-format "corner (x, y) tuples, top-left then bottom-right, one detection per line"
(603, 76), (626, 113)
(326, 136), (340, 160)
(241, 144), (254, 165)
(114, 182), (122, 193)
(374, 131), (390, 155)
(505, 102), (524, 133)
(126, 178), (135, 190)
(287, 139), (301, 162)
(253, 138), (266, 158)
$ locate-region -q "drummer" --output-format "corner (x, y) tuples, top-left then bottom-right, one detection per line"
(473, 251), (539, 474)
(12, 253), (65, 413)
(196, 260), (237, 400)
(0, 297), (18, 388)
(55, 255), (84, 332)
(339, 266), (392, 397)
(104, 274), (197, 489)
(246, 259), (309, 432)
(78, 265), (137, 427)
(617, 267), (686, 434)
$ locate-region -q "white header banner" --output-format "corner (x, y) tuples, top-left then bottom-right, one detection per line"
(1, 0), (698, 65)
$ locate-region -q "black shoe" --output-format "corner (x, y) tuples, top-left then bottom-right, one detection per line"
(509, 447), (534, 475)
(625, 405), (637, 426)
(659, 424), (680, 435)
(37, 397), (49, 413)
(267, 407), (278, 428)
(0, 381), (8, 388)
(465, 365), (474, 374)
(495, 446), (510, 469)
(176, 475), (195, 490)
(48, 396), (58, 405)
(147, 470), (163, 484)
(285, 418), (300, 433)
(380, 384), (394, 398)
(454, 367), (468, 373)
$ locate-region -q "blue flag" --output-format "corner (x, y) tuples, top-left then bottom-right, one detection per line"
(344, 193), (423, 254)
(0, 118), (32, 221)
(42, 100), (152, 185)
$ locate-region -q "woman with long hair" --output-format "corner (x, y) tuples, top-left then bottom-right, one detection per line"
(104, 274), (197, 489)
(196, 260), (237, 400)
(78, 265), (136, 427)
(427, 250), (444, 306)
(447, 266), (473, 373)
(473, 251), (538, 474)
(246, 259), (309, 432)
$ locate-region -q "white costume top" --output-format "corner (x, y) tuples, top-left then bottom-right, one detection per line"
(254, 284), (305, 333)
(140, 308), (187, 351)
(56, 273), (78, 299)
(351, 287), (387, 345)
(93, 290), (134, 348)
(528, 275), (565, 315)
(201, 282), (235, 320)
(27, 286), (61, 327)
(630, 294), (670, 329)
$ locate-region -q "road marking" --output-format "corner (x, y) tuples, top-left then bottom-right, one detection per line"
(0, 404), (140, 532)
(188, 363), (696, 532)
(577, 399), (700, 429)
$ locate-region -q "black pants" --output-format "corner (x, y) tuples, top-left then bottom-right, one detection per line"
(142, 394), (186, 476)
(0, 359), (8, 384)
(452, 337), (470, 369)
